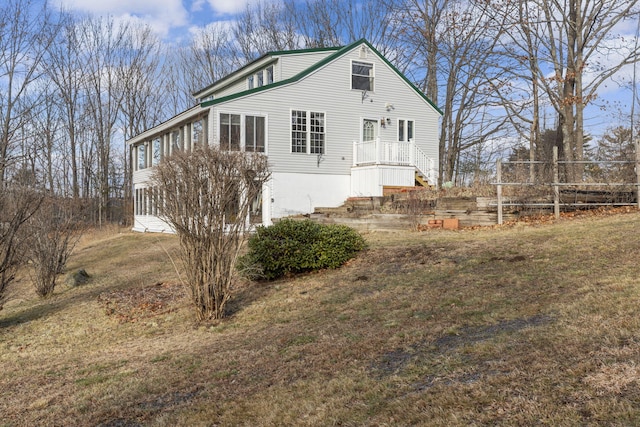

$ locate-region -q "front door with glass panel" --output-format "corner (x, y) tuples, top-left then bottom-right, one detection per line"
(363, 119), (378, 142)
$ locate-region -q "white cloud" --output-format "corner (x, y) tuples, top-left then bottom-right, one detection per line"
(54, 0), (189, 37)
(191, 0), (206, 12)
(206, 0), (253, 15)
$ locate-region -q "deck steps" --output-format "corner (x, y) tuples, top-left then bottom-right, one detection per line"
(310, 194), (514, 231)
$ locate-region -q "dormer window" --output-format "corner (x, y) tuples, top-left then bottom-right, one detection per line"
(266, 65), (274, 84)
(247, 65), (275, 90)
(352, 61), (374, 91)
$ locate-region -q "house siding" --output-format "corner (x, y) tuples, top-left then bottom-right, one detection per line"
(212, 51), (336, 100)
(127, 40), (441, 230)
(215, 77), (250, 99)
(133, 216), (173, 233)
(212, 44), (440, 178)
(277, 51), (337, 79)
(269, 171), (351, 218)
(350, 165), (415, 197)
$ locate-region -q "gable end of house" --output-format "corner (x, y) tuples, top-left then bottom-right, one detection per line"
(200, 39), (442, 115)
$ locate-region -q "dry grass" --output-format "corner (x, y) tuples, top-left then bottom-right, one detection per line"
(3, 211), (640, 426)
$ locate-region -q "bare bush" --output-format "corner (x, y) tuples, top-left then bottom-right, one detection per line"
(0, 185), (43, 308)
(151, 145), (270, 321)
(26, 197), (84, 297)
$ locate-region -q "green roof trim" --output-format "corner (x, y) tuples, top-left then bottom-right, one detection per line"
(200, 39), (443, 116)
(267, 45), (342, 56)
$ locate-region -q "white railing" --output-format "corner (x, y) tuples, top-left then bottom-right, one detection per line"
(353, 138), (437, 185)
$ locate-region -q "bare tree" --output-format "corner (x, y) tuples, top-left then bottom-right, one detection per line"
(117, 22), (165, 225)
(29, 80), (63, 193)
(151, 145), (270, 321)
(390, 0), (447, 102)
(0, 185), (43, 308)
(491, 0), (640, 181)
(45, 11), (87, 199)
(26, 197), (83, 297)
(285, 0), (342, 47)
(233, 0), (300, 62)
(78, 15), (129, 225)
(0, 0), (58, 185)
(396, 0), (510, 185)
(179, 23), (236, 97)
(595, 126), (635, 183)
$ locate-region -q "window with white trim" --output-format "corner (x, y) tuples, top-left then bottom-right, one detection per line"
(310, 112), (325, 154)
(137, 144), (146, 170)
(219, 113), (266, 152)
(152, 138), (161, 166)
(172, 129), (181, 152)
(220, 113), (241, 151)
(352, 61), (374, 91)
(135, 187), (150, 216)
(245, 115), (266, 152)
(249, 182), (263, 224)
(291, 110), (307, 153)
(247, 66), (275, 89)
(291, 110), (325, 154)
(398, 119), (415, 142)
(192, 120), (203, 147)
(266, 65), (274, 84)
(135, 188), (140, 215)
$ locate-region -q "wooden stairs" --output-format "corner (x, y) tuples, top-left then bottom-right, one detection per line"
(307, 193), (512, 231)
(415, 170), (430, 188)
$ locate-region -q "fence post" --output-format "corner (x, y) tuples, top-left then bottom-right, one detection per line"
(497, 158), (503, 225)
(553, 146), (560, 219)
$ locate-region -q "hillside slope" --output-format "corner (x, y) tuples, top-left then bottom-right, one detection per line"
(2, 213), (640, 426)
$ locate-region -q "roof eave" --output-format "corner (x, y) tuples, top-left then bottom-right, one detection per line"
(126, 105), (203, 146)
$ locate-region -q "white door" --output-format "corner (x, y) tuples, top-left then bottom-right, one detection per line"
(363, 119), (378, 142)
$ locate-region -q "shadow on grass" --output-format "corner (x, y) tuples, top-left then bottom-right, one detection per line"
(94, 386), (204, 427)
(373, 313), (554, 378)
(0, 285), (107, 329)
(224, 278), (277, 318)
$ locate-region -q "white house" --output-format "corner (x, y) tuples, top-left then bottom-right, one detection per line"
(127, 39), (442, 233)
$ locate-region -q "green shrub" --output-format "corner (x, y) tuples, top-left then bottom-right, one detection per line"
(241, 219), (366, 280)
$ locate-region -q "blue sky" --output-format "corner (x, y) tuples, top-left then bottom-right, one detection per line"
(52, 0), (254, 41)
(48, 0), (640, 138)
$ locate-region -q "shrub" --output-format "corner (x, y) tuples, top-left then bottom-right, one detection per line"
(151, 145), (270, 320)
(242, 219), (366, 280)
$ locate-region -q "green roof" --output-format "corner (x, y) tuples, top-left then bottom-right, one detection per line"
(200, 39), (443, 115)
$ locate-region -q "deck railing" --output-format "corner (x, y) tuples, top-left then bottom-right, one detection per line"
(353, 138), (437, 185)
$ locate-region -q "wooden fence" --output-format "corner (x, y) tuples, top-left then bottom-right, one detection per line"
(494, 146), (640, 224)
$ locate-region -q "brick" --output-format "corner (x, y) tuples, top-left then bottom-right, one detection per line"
(443, 218), (459, 230)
